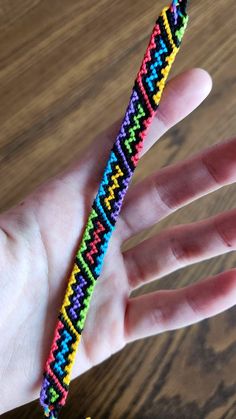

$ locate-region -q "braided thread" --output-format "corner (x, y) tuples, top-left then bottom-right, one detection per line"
(40, 1), (189, 417)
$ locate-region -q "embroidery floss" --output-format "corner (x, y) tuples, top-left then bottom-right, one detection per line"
(40, 1), (189, 417)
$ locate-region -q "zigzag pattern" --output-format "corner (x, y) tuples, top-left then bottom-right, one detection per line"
(40, 1), (189, 417)
(86, 220), (105, 264)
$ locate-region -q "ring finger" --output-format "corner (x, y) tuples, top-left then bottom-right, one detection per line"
(124, 269), (236, 343)
(123, 208), (236, 290)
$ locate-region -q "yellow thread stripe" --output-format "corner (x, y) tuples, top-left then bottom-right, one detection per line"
(60, 265), (80, 312)
(152, 7), (179, 106)
(162, 7), (177, 50)
(59, 264), (82, 385)
(153, 48), (179, 105)
(61, 306), (80, 340)
(63, 335), (81, 385)
(104, 165), (124, 210)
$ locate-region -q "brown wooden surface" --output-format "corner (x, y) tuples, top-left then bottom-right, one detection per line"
(1, 0), (236, 418)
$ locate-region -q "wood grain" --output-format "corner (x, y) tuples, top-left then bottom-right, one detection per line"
(1, 0), (236, 418)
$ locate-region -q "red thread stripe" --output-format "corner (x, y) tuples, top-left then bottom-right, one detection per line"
(137, 24), (161, 114)
(86, 221), (105, 264)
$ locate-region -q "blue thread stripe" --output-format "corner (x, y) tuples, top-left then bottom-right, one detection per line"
(145, 39), (168, 92)
(54, 330), (72, 376)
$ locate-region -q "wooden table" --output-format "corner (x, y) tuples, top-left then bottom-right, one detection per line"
(1, 0), (236, 418)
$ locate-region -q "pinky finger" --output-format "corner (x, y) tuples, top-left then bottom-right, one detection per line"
(124, 269), (236, 343)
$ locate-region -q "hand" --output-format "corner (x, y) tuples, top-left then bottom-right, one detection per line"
(1, 68), (236, 414)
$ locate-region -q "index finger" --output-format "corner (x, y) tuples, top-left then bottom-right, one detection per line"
(78, 68), (212, 189)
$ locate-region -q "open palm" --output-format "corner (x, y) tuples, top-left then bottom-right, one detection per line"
(1, 68), (236, 414)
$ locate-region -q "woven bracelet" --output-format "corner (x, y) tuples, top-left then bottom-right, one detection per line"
(39, 1), (189, 417)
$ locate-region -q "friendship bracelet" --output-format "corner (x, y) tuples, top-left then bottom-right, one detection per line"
(39, 1), (189, 417)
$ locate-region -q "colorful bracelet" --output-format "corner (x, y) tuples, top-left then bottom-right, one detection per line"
(39, 1), (189, 417)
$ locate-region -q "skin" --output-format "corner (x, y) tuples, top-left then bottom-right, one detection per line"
(1, 68), (236, 414)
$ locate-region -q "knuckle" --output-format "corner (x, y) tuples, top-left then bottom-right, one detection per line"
(151, 176), (174, 212)
(214, 217), (234, 249)
(185, 291), (203, 320)
(126, 249), (146, 289)
(150, 305), (167, 329)
(168, 231), (188, 265)
(201, 155), (221, 185)
(152, 162), (195, 211)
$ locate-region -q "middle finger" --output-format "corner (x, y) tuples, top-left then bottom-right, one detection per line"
(117, 137), (236, 242)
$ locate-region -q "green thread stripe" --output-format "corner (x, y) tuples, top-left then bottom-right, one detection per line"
(77, 252), (96, 283)
(78, 209), (98, 255)
(124, 103), (146, 153)
(49, 387), (60, 403)
(176, 15), (189, 41)
(76, 282), (96, 330)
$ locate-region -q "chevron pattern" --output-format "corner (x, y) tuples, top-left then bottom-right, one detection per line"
(40, 1), (189, 417)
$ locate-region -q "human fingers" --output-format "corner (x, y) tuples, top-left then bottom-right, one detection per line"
(123, 208), (236, 290)
(124, 269), (236, 343)
(67, 68), (212, 189)
(118, 136), (236, 242)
